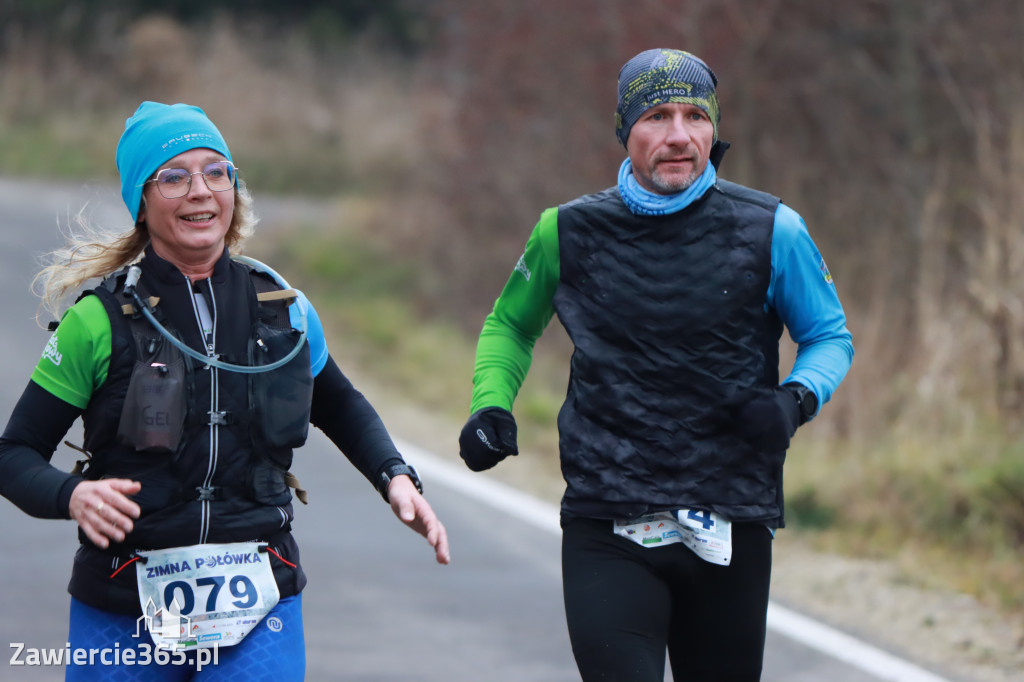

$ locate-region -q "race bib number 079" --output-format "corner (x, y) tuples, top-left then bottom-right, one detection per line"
(136, 542), (280, 650)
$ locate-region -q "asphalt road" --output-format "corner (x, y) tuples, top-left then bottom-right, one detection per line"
(0, 177), (955, 681)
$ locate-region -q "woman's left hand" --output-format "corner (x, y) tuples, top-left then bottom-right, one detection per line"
(387, 476), (451, 565)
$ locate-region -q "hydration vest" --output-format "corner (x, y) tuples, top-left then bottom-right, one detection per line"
(75, 252), (314, 551)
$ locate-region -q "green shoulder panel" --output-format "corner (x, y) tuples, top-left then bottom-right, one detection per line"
(30, 294), (112, 409)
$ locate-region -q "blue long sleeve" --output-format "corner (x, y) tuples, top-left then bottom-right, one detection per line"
(767, 204), (854, 414)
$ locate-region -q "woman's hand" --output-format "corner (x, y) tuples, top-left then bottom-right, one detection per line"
(387, 475), (451, 565)
(68, 479), (142, 549)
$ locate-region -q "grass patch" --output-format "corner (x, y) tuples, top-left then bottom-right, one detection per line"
(256, 219), (475, 421)
(0, 119), (350, 200)
(229, 146), (356, 198)
(785, 425), (1024, 611)
(786, 485), (838, 530)
(0, 119), (121, 180)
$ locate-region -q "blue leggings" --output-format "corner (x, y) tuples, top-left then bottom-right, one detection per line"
(65, 593), (305, 681)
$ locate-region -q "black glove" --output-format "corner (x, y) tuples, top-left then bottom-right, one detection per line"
(722, 386), (801, 452)
(459, 407), (519, 472)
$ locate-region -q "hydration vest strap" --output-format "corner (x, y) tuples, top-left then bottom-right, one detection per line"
(206, 410), (233, 426)
(189, 478), (305, 504)
(256, 288), (298, 303)
(285, 471), (308, 505)
(120, 297), (161, 316)
(195, 486), (218, 501)
(191, 485), (246, 502)
(65, 440), (92, 476)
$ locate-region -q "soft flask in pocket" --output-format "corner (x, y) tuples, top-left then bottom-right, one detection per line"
(250, 323), (313, 449)
(117, 353), (187, 453)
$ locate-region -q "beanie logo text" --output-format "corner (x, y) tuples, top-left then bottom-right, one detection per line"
(160, 132), (220, 153)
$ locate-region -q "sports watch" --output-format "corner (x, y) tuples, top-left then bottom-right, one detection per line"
(378, 464), (423, 502)
(783, 382), (818, 424)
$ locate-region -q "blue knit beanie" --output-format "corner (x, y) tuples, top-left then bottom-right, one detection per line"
(615, 49), (720, 148)
(116, 102), (233, 222)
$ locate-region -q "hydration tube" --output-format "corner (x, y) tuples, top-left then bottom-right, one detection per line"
(123, 256), (308, 375)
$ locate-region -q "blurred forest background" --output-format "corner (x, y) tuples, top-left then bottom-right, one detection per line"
(2, 0), (1023, 620)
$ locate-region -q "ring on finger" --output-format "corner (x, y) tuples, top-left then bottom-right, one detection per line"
(96, 501), (105, 513)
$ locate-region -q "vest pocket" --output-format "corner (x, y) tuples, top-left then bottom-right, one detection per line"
(249, 323), (313, 449)
(246, 459), (292, 506)
(117, 355), (186, 453)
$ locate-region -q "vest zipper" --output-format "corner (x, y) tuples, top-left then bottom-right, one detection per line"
(188, 276), (219, 545)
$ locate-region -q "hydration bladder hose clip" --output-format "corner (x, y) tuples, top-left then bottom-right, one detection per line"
(124, 265), (143, 301)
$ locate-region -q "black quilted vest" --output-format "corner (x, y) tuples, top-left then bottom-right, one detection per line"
(553, 181), (786, 524)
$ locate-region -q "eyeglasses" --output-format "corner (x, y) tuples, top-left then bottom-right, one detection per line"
(146, 161), (238, 199)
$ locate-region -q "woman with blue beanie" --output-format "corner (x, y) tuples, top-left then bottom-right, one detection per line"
(0, 101), (450, 680)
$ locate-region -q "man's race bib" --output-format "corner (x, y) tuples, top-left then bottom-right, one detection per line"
(135, 542), (280, 650)
(613, 508), (733, 565)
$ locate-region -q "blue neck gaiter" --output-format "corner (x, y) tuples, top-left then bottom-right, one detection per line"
(617, 158), (717, 216)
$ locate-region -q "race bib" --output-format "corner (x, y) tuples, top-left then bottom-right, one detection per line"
(135, 542), (280, 650)
(613, 508), (733, 565)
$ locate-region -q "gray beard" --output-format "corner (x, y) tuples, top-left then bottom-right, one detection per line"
(648, 169), (699, 195)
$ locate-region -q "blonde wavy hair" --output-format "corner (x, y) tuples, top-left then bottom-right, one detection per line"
(33, 180), (258, 325)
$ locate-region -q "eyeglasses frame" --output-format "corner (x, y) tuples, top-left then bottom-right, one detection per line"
(144, 161), (240, 199)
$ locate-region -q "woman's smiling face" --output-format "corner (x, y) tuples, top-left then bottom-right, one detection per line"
(139, 148), (235, 272)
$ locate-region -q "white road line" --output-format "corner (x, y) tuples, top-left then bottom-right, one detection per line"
(397, 438), (561, 535)
(766, 603), (954, 682)
(397, 438), (954, 682)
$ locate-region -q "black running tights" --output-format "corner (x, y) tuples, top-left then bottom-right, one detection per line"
(562, 517), (773, 682)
